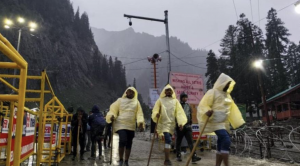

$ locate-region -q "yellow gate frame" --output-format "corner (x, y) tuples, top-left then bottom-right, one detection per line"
(0, 33), (71, 166)
(0, 33), (28, 166)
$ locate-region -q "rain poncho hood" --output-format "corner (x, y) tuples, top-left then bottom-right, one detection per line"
(92, 105), (100, 114)
(106, 87), (145, 132)
(151, 84), (187, 136)
(197, 73), (245, 135)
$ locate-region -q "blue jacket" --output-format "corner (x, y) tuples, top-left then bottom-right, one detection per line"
(88, 105), (106, 130)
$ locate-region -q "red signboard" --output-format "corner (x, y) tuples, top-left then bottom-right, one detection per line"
(191, 124), (207, 140)
(61, 124), (71, 142)
(0, 118), (9, 147)
(169, 72), (204, 104)
(10, 112), (36, 165)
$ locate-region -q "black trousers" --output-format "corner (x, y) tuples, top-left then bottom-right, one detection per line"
(104, 129), (111, 147)
(73, 132), (85, 157)
(176, 125), (194, 155)
(91, 135), (102, 157)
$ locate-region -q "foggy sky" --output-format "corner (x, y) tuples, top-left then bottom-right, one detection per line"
(71, 0), (300, 55)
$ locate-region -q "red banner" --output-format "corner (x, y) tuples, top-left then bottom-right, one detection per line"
(169, 72), (204, 104)
(0, 118), (9, 147)
(10, 112), (35, 165)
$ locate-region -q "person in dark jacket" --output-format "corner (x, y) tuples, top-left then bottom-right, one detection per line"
(71, 107), (88, 160)
(88, 105), (106, 160)
(176, 92), (201, 163)
(85, 111), (92, 151)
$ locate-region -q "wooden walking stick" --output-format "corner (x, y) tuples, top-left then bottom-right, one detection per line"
(76, 124), (80, 161)
(147, 109), (161, 166)
(109, 121), (114, 165)
(185, 116), (209, 166)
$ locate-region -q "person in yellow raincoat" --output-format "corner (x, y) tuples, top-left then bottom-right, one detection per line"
(152, 84), (187, 166)
(106, 87), (145, 166)
(197, 73), (245, 166)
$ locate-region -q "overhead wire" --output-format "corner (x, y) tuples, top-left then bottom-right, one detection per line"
(122, 50), (167, 66)
(232, 0), (239, 21)
(250, 0), (254, 22)
(258, 0), (261, 28)
(176, 1), (298, 60)
(170, 52), (207, 69)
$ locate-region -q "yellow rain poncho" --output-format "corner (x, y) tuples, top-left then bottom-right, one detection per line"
(197, 73), (245, 135)
(151, 84), (187, 136)
(106, 87), (145, 132)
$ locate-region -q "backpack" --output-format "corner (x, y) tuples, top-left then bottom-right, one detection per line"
(91, 114), (106, 137)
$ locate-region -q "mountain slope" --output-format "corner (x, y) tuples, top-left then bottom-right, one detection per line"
(92, 27), (208, 99)
(0, 0), (126, 110)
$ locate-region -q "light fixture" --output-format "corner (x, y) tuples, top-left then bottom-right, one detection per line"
(29, 28), (35, 32)
(253, 60), (263, 69)
(4, 19), (13, 25)
(29, 22), (37, 29)
(295, 1), (300, 14)
(4, 25), (10, 29)
(17, 17), (25, 23)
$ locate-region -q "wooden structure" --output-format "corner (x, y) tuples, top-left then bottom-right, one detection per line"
(260, 84), (300, 121)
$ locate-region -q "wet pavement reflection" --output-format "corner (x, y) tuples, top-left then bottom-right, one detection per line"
(19, 132), (299, 166)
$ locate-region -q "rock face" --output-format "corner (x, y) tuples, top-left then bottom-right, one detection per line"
(92, 27), (208, 99)
(0, 0), (126, 110)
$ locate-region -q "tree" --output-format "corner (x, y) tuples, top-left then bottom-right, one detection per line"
(265, 8), (290, 96)
(205, 50), (219, 89)
(286, 42), (300, 86)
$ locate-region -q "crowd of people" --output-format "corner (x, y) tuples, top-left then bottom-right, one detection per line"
(69, 73), (245, 166)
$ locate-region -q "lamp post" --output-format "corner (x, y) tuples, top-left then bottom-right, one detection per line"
(253, 59), (273, 158)
(148, 54), (162, 88)
(295, 0), (300, 14)
(3, 17), (37, 91)
(124, 11), (171, 79)
(253, 60), (271, 126)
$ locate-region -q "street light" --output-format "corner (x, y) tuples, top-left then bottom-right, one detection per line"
(3, 17), (38, 91)
(253, 59), (270, 126)
(253, 59), (272, 157)
(295, 0), (300, 14)
(124, 11), (172, 82)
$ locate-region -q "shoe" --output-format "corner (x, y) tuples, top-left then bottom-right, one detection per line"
(192, 155), (201, 163)
(124, 160), (129, 166)
(104, 146), (107, 149)
(164, 160), (172, 165)
(176, 153), (182, 162)
(88, 156), (96, 160)
(80, 155), (85, 160)
(86, 149), (90, 152)
(119, 159), (124, 166)
(72, 156), (76, 161)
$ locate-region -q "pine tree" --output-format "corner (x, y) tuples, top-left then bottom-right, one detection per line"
(286, 42), (300, 86)
(265, 8), (290, 95)
(205, 50), (219, 89)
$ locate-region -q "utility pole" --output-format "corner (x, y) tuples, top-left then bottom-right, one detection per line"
(148, 54), (162, 88)
(124, 10), (171, 80)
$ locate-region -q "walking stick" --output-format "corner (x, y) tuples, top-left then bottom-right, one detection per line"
(76, 124), (80, 161)
(185, 116), (209, 166)
(147, 109), (161, 166)
(109, 121), (114, 165)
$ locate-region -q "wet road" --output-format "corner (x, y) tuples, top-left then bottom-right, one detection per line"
(58, 133), (299, 166)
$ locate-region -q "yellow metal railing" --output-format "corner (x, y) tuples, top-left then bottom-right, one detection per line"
(0, 33), (28, 166)
(0, 33), (71, 166)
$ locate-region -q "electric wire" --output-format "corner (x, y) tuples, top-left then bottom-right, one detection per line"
(250, 0), (254, 22)
(232, 0), (239, 21)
